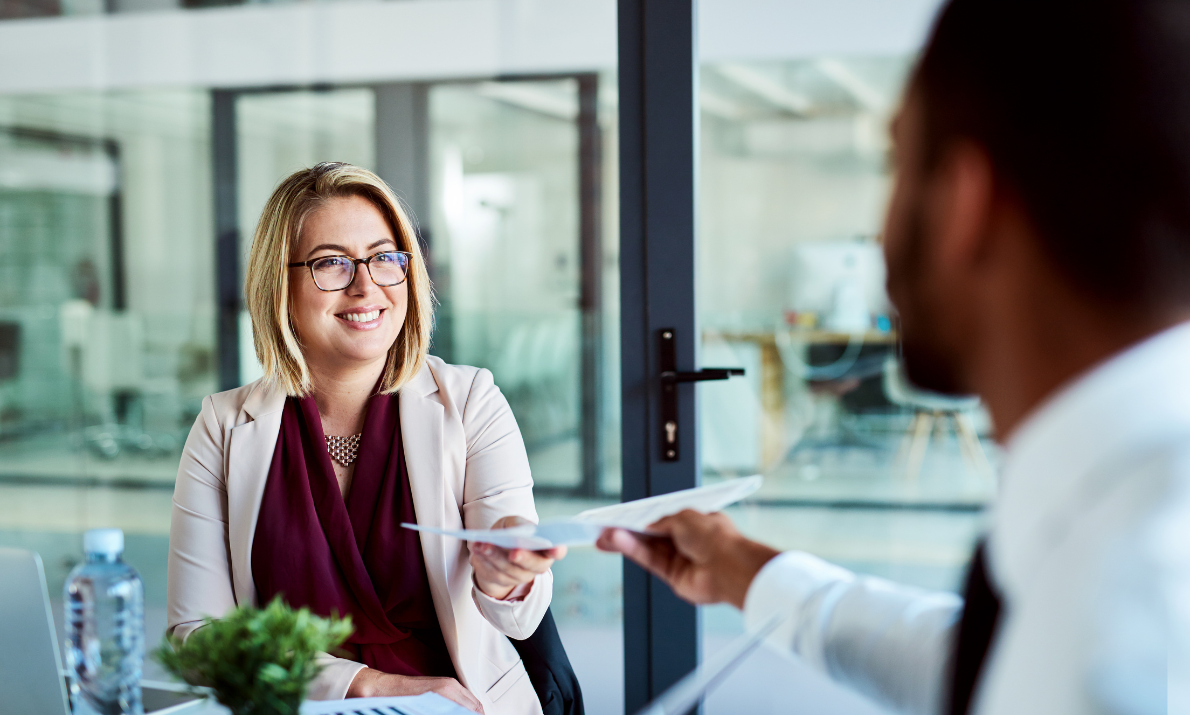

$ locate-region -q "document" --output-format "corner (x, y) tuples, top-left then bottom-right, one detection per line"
(299, 692), (471, 714)
(401, 475), (762, 550)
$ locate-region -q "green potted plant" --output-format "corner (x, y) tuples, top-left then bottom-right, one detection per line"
(155, 597), (353, 715)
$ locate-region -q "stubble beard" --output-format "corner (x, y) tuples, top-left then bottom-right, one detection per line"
(887, 201), (968, 396)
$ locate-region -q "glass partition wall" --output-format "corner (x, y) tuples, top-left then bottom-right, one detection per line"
(0, 92), (214, 625)
(696, 52), (991, 715)
(0, 79), (625, 706)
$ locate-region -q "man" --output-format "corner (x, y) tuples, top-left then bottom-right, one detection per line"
(598, 1), (1190, 713)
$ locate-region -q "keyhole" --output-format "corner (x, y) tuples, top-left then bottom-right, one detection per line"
(665, 421), (677, 444)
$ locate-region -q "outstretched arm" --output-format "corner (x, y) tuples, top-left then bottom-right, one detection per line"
(598, 511), (961, 715)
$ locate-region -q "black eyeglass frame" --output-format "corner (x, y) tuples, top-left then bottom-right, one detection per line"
(287, 250), (412, 292)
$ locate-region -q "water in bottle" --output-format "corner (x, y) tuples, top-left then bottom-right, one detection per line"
(64, 528), (145, 715)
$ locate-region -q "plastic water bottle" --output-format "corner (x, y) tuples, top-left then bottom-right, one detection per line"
(64, 528), (144, 715)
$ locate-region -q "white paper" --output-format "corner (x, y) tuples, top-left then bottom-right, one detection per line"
(570, 475), (763, 531)
(401, 476), (762, 549)
(299, 692), (473, 715)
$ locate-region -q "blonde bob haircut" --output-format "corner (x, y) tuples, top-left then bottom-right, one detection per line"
(245, 162), (433, 397)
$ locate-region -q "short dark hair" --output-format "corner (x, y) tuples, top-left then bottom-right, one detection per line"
(915, 0), (1190, 308)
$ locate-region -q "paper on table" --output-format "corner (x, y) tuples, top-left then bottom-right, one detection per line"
(401, 475), (762, 549)
(299, 692), (472, 715)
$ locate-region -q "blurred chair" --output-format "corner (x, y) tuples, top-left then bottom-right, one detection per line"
(882, 355), (990, 481)
(776, 328), (891, 461)
(59, 301), (176, 458)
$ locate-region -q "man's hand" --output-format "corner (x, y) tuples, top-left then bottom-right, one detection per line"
(469, 516), (567, 601)
(595, 510), (779, 609)
(347, 669), (484, 713)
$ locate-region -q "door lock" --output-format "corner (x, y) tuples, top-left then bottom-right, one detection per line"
(658, 328), (745, 461)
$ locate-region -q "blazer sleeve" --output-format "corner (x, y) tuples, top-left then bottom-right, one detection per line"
(167, 396), (237, 641)
(743, 551), (962, 715)
(458, 367), (553, 640)
(167, 396), (366, 701)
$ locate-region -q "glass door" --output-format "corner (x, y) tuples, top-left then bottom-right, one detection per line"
(693, 7), (990, 715)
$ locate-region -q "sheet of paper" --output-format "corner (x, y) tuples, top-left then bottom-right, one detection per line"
(401, 476), (762, 549)
(570, 475), (763, 531)
(299, 692), (473, 715)
(400, 523), (559, 551)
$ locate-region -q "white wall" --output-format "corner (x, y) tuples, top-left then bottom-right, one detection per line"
(0, 0), (944, 94)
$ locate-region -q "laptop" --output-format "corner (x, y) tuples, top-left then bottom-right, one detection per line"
(0, 547), (202, 715)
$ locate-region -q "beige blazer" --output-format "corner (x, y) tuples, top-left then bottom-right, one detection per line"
(166, 356), (550, 714)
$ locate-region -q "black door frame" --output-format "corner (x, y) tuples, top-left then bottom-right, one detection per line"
(618, 0), (702, 711)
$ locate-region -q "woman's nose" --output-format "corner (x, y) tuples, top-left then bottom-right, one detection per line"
(345, 262), (374, 295)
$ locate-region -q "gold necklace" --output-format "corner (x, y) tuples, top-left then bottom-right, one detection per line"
(324, 434), (362, 467)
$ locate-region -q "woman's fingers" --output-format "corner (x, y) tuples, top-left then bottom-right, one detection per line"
(436, 678), (484, 714)
(472, 544), (539, 582)
(538, 545), (568, 561)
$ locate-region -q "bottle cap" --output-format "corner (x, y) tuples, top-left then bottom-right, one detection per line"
(83, 528), (124, 556)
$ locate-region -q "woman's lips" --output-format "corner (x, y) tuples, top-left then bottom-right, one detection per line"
(335, 308), (384, 330)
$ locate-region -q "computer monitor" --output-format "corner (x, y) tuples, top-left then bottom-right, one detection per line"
(788, 239), (888, 332)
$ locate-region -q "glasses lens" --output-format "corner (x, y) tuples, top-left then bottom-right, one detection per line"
(367, 252), (409, 286)
(310, 255), (354, 290)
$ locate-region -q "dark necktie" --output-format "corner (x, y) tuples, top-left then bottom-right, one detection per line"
(947, 541), (1003, 715)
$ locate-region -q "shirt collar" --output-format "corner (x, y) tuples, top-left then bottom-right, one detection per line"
(990, 320), (1190, 597)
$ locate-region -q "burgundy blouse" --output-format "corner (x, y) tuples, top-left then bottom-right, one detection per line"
(252, 392), (456, 678)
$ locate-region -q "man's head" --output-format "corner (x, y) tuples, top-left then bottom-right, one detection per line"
(884, 0), (1190, 398)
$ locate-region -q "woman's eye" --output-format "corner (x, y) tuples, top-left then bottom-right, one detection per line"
(319, 257), (351, 268)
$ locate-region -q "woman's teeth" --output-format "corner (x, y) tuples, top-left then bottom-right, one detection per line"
(340, 310), (381, 323)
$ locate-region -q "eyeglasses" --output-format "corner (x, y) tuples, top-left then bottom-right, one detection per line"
(287, 251), (411, 292)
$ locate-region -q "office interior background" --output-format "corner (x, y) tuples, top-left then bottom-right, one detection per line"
(0, 0), (982, 712)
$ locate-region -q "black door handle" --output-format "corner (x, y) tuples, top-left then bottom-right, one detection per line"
(658, 329), (745, 461)
(660, 368), (745, 383)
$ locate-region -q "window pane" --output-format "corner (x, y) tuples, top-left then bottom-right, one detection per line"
(0, 85), (622, 702)
(0, 90), (215, 667)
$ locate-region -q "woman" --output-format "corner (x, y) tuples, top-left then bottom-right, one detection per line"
(166, 162), (565, 714)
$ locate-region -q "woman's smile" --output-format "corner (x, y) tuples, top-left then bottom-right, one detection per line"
(336, 306), (386, 330)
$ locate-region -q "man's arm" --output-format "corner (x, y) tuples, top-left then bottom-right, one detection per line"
(598, 511), (962, 715)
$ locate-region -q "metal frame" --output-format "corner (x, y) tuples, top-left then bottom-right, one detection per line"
(577, 73), (605, 498)
(212, 90), (240, 392)
(618, 0), (701, 710)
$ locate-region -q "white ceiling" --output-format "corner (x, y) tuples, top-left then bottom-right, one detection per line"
(0, 0), (944, 95)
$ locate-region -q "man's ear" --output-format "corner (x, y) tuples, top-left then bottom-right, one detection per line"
(926, 141), (995, 273)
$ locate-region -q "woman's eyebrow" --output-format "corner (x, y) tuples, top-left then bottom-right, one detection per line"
(305, 243), (350, 258)
(305, 237), (396, 259)
(367, 237), (397, 250)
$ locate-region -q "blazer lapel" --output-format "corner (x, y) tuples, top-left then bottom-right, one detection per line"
(226, 380), (286, 607)
(399, 364), (467, 670)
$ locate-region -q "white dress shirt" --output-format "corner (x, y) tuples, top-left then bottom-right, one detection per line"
(743, 322), (1190, 715)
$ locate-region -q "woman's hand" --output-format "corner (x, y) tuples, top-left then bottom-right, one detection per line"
(469, 516), (567, 600)
(347, 668), (484, 713)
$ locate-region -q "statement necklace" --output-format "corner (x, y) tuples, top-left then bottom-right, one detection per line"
(325, 434), (362, 467)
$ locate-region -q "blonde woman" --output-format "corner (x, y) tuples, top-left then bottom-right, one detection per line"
(166, 162), (564, 714)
